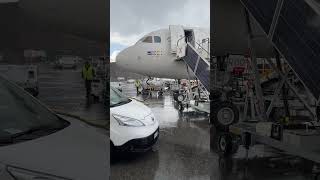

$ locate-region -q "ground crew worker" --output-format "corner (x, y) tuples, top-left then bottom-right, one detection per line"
(82, 61), (95, 98)
(134, 79), (141, 95)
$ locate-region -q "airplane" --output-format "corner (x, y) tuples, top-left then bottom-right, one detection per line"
(115, 24), (272, 81)
(114, 24), (277, 129)
(116, 25), (209, 80)
(116, 25), (211, 114)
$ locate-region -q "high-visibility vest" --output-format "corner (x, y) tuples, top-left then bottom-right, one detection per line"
(135, 80), (141, 87)
(82, 65), (94, 80)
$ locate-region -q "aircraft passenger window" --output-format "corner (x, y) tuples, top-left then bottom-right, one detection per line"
(142, 36), (153, 43)
(154, 36), (161, 43)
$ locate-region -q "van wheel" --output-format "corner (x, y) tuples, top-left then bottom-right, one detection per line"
(110, 141), (116, 163)
(110, 141), (114, 153)
(212, 101), (239, 131)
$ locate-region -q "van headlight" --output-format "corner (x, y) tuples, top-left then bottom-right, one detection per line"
(112, 114), (145, 127)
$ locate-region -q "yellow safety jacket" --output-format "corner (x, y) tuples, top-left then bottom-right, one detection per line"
(82, 65), (94, 80)
(135, 80), (141, 87)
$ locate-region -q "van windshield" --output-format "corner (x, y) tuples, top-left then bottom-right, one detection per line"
(110, 87), (131, 107)
(0, 76), (69, 145)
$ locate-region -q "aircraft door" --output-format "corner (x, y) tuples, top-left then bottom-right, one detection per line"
(169, 25), (186, 58)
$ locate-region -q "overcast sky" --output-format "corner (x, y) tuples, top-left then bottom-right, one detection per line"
(110, 0), (210, 61)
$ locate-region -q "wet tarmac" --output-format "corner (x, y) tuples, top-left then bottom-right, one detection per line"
(210, 128), (317, 180)
(111, 83), (318, 180)
(37, 63), (107, 125)
(111, 83), (212, 180)
(37, 62), (110, 178)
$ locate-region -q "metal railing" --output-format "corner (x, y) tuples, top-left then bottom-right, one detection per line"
(176, 36), (210, 60)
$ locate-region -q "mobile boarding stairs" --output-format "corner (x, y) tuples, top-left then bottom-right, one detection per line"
(214, 0), (320, 170)
(170, 34), (210, 114)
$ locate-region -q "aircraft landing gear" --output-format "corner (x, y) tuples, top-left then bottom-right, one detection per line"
(173, 90), (186, 112)
(141, 88), (150, 96)
(217, 133), (240, 156)
(211, 101), (239, 131)
(157, 89), (164, 96)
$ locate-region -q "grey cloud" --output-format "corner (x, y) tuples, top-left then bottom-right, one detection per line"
(111, 0), (209, 36)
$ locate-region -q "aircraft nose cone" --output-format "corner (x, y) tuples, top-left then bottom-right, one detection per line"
(115, 48), (130, 69)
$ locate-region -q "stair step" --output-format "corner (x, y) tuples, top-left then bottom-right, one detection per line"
(182, 43), (210, 91)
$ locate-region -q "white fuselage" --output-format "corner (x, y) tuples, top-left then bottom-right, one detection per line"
(116, 26), (209, 79)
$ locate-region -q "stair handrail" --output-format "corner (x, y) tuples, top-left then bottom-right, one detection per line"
(176, 35), (210, 60)
(176, 36), (186, 47)
(195, 38), (210, 55)
(305, 0), (320, 15)
(194, 41), (210, 60)
(184, 42), (210, 93)
(186, 42), (210, 66)
(176, 36), (186, 55)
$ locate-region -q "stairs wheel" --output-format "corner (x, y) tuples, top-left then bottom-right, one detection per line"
(218, 133), (233, 156)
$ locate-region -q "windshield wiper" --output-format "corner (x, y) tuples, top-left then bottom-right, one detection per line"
(110, 100), (128, 107)
(11, 126), (63, 140)
(0, 126), (65, 145)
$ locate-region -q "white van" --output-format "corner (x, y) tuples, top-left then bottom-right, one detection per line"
(110, 86), (159, 152)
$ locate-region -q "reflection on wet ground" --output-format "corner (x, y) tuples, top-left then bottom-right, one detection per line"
(111, 83), (212, 180)
(37, 63), (107, 123)
(112, 83), (318, 180)
(36, 63), (109, 177)
(211, 127), (316, 180)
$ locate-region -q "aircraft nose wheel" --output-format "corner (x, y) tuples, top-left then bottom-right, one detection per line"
(218, 133), (239, 156)
(212, 101), (239, 131)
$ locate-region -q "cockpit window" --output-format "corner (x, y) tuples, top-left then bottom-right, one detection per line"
(154, 36), (161, 43)
(142, 36), (153, 43)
